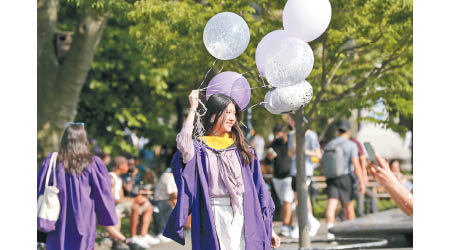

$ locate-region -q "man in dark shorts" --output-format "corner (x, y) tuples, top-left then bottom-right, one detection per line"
(323, 119), (365, 239)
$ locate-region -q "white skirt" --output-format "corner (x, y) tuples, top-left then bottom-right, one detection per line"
(210, 196), (245, 250)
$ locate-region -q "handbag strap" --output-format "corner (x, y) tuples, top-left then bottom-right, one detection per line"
(44, 152), (58, 188)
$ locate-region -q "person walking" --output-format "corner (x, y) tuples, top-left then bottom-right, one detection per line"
(322, 119), (365, 239)
(163, 90), (280, 250)
(37, 123), (130, 250)
(266, 124), (295, 237)
(288, 126), (322, 238)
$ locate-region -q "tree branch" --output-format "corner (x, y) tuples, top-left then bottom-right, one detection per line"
(306, 34), (328, 120)
(379, 60), (410, 75)
(326, 58), (345, 86)
(324, 27), (383, 77)
(323, 32), (412, 104)
(304, 33), (381, 121)
(318, 112), (342, 142)
(323, 67), (378, 103)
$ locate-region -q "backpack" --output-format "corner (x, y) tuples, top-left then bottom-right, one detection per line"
(322, 140), (347, 178)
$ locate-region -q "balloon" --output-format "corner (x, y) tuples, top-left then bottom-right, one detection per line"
(206, 71), (251, 110)
(263, 91), (282, 115)
(265, 37), (314, 88)
(264, 80), (313, 114)
(203, 12), (250, 60)
(255, 30), (291, 77)
(283, 0), (332, 42)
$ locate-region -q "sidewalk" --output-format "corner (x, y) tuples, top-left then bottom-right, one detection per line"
(95, 219), (412, 249)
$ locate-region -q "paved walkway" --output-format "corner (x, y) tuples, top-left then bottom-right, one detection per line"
(95, 219), (412, 249)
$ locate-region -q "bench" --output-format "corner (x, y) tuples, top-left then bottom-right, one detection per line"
(262, 174), (413, 199)
(311, 175), (413, 199)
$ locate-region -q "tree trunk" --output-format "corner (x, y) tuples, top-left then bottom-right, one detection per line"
(294, 108), (311, 247)
(37, 0), (108, 164)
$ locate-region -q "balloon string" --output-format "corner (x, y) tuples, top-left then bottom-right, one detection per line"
(257, 73), (271, 88)
(242, 101), (268, 112)
(218, 61), (225, 73)
(197, 99), (207, 117)
(197, 59), (217, 89)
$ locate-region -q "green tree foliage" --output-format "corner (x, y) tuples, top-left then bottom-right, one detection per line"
(127, 0), (289, 137)
(73, 1), (176, 156)
(70, 0), (411, 160)
(75, 0), (290, 155)
(303, 0), (412, 136)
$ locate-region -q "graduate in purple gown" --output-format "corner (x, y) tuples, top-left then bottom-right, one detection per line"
(163, 90), (281, 250)
(37, 123), (131, 250)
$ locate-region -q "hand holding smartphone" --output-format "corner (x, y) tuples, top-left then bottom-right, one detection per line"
(363, 142), (378, 166)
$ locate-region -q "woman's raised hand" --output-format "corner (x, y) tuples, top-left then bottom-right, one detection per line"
(189, 90), (199, 111)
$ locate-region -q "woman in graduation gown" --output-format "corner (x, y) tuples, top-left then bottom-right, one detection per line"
(37, 123), (131, 250)
(164, 90), (281, 250)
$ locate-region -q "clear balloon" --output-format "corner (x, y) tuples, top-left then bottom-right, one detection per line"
(264, 80), (313, 114)
(255, 30), (291, 77)
(283, 0), (332, 42)
(206, 71), (251, 110)
(203, 12), (250, 60)
(265, 38), (314, 88)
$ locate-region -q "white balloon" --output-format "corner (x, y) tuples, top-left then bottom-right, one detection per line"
(203, 12), (250, 60)
(264, 91), (283, 115)
(264, 80), (313, 114)
(283, 0), (332, 42)
(265, 37), (314, 88)
(255, 30), (291, 77)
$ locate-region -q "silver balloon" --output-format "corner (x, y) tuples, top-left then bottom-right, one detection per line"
(265, 37), (314, 87)
(203, 12), (250, 60)
(264, 80), (313, 114)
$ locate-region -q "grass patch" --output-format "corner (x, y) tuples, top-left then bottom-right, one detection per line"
(312, 192), (399, 219)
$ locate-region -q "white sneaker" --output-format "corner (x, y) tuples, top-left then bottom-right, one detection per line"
(130, 236), (150, 249)
(326, 223), (335, 240)
(327, 232), (335, 240)
(141, 234), (161, 245)
(290, 226), (299, 239)
(280, 225), (292, 237)
(309, 217), (321, 237)
(157, 233), (172, 243)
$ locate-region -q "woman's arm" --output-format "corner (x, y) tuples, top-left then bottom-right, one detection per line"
(369, 154), (413, 216)
(176, 90), (199, 163)
(185, 90), (199, 125)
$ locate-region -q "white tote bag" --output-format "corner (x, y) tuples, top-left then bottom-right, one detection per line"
(37, 152), (61, 233)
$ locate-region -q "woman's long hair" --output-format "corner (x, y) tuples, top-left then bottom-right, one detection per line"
(202, 94), (254, 166)
(58, 124), (93, 175)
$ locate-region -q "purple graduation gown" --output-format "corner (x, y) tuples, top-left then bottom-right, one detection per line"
(37, 153), (118, 250)
(163, 143), (275, 250)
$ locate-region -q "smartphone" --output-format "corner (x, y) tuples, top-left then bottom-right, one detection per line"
(363, 142), (377, 165)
